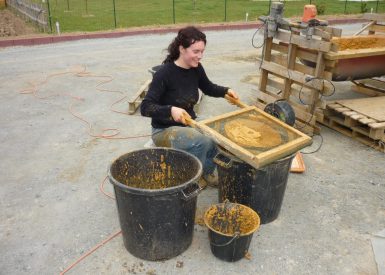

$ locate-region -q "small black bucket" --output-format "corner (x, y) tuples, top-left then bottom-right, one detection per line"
(214, 147), (294, 224)
(204, 201), (260, 262)
(108, 148), (203, 261)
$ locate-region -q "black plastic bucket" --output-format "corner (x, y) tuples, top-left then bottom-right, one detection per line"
(214, 147), (294, 224)
(108, 148), (203, 261)
(204, 201), (260, 262)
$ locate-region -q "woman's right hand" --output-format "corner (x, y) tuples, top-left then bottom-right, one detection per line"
(171, 106), (191, 125)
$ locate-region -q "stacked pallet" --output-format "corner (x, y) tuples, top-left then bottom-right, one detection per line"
(321, 98), (385, 152)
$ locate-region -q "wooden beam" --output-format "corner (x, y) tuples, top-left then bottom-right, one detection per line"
(369, 24), (385, 34)
(325, 47), (385, 60)
(353, 21), (376, 36)
(261, 61), (331, 92)
(275, 31), (332, 52)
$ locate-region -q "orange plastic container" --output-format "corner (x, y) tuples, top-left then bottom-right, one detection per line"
(302, 5), (317, 22)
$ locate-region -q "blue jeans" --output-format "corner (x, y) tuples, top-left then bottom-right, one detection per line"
(152, 126), (217, 176)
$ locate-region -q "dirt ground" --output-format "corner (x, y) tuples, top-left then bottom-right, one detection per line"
(0, 8), (38, 37)
(0, 14), (384, 275)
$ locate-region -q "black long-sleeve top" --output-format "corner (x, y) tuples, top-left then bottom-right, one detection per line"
(141, 62), (228, 129)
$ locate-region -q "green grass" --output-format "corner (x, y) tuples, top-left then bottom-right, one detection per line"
(36, 0), (385, 33)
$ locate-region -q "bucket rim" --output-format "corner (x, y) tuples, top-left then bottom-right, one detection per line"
(217, 146), (295, 166)
(203, 202), (261, 237)
(108, 147), (203, 196)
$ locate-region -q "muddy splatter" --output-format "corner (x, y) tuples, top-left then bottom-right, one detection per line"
(224, 116), (282, 148)
(204, 203), (259, 236)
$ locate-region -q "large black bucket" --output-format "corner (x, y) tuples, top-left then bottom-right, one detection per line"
(204, 201), (260, 262)
(108, 148), (203, 261)
(214, 147), (294, 224)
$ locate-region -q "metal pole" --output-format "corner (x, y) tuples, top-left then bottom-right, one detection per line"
(224, 0), (227, 21)
(46, 0), (53, 32)
(344, 0), (347, 14)
(112, 0), (117, 28)
(375, 0), (379, 12)
(173, 0), (175, 24)
(268, 0), (272, 15)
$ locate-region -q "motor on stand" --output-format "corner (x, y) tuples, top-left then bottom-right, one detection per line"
(300, 5), (329, 40)
(259, 2), (329, 40)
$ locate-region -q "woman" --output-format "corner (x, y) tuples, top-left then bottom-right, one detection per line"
(141, 26), (238, 185)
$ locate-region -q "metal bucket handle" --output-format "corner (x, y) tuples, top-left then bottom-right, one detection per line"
(181, 182), (203, 201)
(213, 152), (233, 168)
(210, 232), (240, 247)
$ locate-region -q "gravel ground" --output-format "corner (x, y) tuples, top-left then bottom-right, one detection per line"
(0, 23), (384, 275)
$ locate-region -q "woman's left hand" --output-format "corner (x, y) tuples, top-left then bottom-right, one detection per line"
(227, 89), (238, 99)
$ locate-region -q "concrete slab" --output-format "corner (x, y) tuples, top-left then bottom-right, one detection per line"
(0, 23), (384, 274)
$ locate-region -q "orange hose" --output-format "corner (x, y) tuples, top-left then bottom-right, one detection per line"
(59, 230), (122, 275)
(100, 175), (115, 200)
(19, 65), (151, 140)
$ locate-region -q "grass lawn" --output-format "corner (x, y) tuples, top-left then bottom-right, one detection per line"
(37, 0), (385, 32)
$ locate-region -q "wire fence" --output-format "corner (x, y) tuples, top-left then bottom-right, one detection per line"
(6, 0), (385, 33)
(6, 0), (48, 31)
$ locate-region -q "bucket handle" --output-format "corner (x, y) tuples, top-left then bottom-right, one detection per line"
(213, 153), (233, 169)
(210, 232), (240, 247)
(181, 182), (203, 201)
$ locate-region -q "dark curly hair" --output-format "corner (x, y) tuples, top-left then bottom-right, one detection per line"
(163, 26), (207, 64)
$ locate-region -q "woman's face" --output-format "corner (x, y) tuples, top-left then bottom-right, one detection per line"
(179, 40), (205, 68)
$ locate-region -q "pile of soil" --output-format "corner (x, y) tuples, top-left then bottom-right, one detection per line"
(333, 35), (385, 50)
(0, 8), (38, 37)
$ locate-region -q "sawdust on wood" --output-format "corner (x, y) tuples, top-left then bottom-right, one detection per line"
(224, 117), (282, 148)
(332, 35), (385, 51)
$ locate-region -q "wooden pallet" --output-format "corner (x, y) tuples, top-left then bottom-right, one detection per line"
(127, 79), (151, 114)
(321, 102), (385, 152)
(256, 24), (341, 136)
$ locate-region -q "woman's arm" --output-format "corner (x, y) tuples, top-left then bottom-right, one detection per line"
(140, 71), (173, 119)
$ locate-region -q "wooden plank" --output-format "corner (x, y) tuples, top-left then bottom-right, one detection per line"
(328, 103), (342, 109)
(351, 114), (366, 120)
(322, 26), (343, 38)
(270, 54), (316, 76)
(336, 97), (385, 121)
(353, 21), (376, 36)
(352, 83), (385, 96)
(314, 28), (332, 40)
(272, 43), (288, 54)
(369, 128), (384, 140)
(359, 118), (377, 124)
(369, 24), (385, 33)
(357, 78), (385, 90)
(335, 107), (351, 112)
(261, 61), (330, 92)
(257, 136), (311, 168)
(325, 47), (385, 60)
(283, 43), (298, 99)
(369, 121), (385, 129)
(275, 31), (332, 52)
